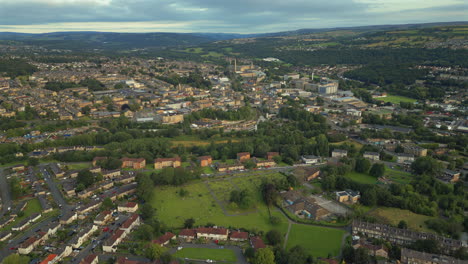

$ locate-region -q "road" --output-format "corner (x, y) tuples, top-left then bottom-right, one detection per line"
(0, 168), (12, 219)
(0, 165), (71, 259)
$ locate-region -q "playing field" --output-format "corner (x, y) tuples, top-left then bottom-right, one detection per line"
(376, 95), (417, 104)
(174, 248), (237, 262)
(344, 171), (377, 185)
(286, 224), (345, 257)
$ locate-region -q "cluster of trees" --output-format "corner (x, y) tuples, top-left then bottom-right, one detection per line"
(76, 169), (103, 191)
(9, 177), (27, 199)
(43, 78), (106, 92)
(185, 105), (257, 121)
(0, 58), (37, 78)
(229, 189), (253, 209)
(246, 245), (316, 264)
(155, 70), (211, 89)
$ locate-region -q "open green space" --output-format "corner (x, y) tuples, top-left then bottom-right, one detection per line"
(376, 95), (417, 104)
(151, 173), (289, 233)
(174, 247), (237, 262)
(170, 135), (242, 147)
(369, 207), (434, 233)
(65, 162), (92, 170)
(286, 224), (345, 258)
(344, 171), (377, 185)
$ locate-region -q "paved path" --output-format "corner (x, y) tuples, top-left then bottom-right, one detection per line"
(0, 168), (12, 218)
(283, 221), (292, 249)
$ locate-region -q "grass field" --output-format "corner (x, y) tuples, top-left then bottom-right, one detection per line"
(331, 140), (363, 150)
(286, 224), (345, 257)
(376, 95), (417, 104)
(345, 172), (377, 185)
(151, 177), (289, 233)
(66, 163), (92, 170)
(369, 207), (434, 233)
(174, 248), (237, 262)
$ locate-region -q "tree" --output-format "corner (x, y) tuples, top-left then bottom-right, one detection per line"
(369, 163), (386, 178)
(140, 203), (156, 220)
(137, 173), (154, 202)
(102, 197), (114, 210)
(28, 157), (39, 166)
(262, 182), (278, 218)
(361, 188), (377, 206)
(184, 218), (195, 229)
(266, 229), (283, 246)
(145, 243), (164, 260)
(355, 158), (371, 173)
(315, 134), (329, 157)
(2, 254), (30, 264)
(398, 220), (408, 229)
(411, 156), (442, 176)
(287, 245), (309, 264)
(354, 247), (370, 264)
(77, 169), (95, 188)
(135, 224), (154, 241)
(252, 248), (275, 264)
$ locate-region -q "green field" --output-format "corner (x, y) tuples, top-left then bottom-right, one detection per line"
(174, 248), (237, 262)
(66, 162), (92, 170)
(286, 224), (345, 257)
(376, 95), (417, 104)
(345, 172), (377, 185)
(369, 207), (434, 233)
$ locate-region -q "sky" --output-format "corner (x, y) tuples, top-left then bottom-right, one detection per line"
(0, 0), (466, 33)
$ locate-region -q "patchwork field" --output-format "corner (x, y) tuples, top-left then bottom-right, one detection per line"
(369, 207), (434, 233)
(286, 224), (345, 258)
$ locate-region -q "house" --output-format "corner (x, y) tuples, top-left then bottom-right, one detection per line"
(153, 232), (176, 246)
(400, 248), (466, 264)
(352, 221), (463, 253)
(267, 152), (280, 161)
(18, 236), (39, 254)
(178, 229), (197, 242)
(230, 231), (249, 241)
(332, 149), (348, 158)
(254, 158), (276, 168)
(217, 163), (245, 172)
(0, 231), (12, 242)
(60, 212), (77, 224)
(154, 157), (181, 169)
(237, 152), (251, 162)
(335, 190), (360, 204)
(53, 245), (73, 261)
(396, 153), (415, 164)
(50, 163), (64, 178)
(11, 164), (25, 172)
(103, 229), (127, 253)
(71, 225), (98, 248)
(121, 158), (146, 170)
(441, 169), (461, 183)
(198, 156), (213, 167)
(40, 254), (58, 264)
(118, 202), (139, 213)
(301, 155), (320, 164)
(353, 241), (388, 258)
(304, 168), (321, 181)
(363, 152), (380, 161)
(403, 144), (427, 157)
(250, 236), (266, 250)
(196, 227), (229, 240)
(94, 210), (112, 225)
(80, 254), (99, 264)
(120, 214), (140, 234)
(102, 169), (121, 179)
(12, 218), (31, 231)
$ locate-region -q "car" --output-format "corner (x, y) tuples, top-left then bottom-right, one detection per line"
(9, 247), (16, 250)
(206, 260), (213, 263)
(177, 246), (183, 250)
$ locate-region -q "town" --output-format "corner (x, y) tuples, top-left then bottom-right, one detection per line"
(0, 23), (467, 264)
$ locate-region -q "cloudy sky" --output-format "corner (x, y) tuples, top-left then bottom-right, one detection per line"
(0, 0), (466, 33)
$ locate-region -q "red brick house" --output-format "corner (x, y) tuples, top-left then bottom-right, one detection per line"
(198, 156), (213, 167)
(237, 152), (251, 162)
(121, 158), (146, 170)
(230, 231), (249, 241)
(250, 236), (266, 250)
(178, 229), (197, 242)
(153, 232), (176, 246)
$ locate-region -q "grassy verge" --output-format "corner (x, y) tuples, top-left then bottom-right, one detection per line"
(174, 248), (237, 262)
